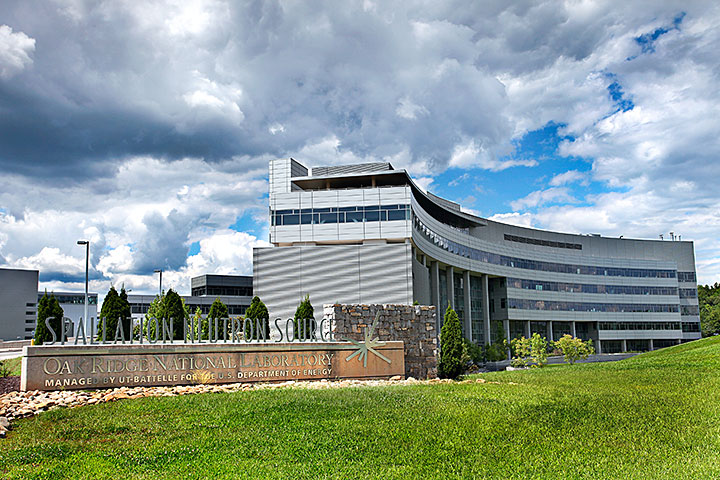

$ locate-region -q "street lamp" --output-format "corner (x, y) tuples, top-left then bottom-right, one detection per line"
(77, 240), (90, 332)
(154, 269), (163, 295)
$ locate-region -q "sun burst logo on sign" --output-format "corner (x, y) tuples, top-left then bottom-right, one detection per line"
(344, 313), (392, 368)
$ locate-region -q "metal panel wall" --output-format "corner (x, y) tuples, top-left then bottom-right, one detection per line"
(254, 243), (413, 326)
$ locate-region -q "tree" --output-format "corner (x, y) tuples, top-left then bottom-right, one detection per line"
(293, 295), (314, 340)
(144, 292), (166, 340)
(554, 334), (595, 364)
(188, 307), (204, 341)
(98, 286), (132, 341)
(699, 283), (720, 337)
(164, 289), (189, 340)
(438, 305), (465, 379)
(701, 304), (720, 337)
(245, 296), (269, 340)
(510, 336), (531, 368)
(34, 292), (64, 345)
(529, 333), (549, 368)
(207, 298), (229, 339)
(486, 322), (509, 362)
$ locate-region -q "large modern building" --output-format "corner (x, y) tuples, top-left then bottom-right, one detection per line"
(128, 274), (253, 320)
(0, 268), (38, 341)
(254, 158), (701, 353)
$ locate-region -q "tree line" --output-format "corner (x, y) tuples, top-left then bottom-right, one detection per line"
(699, 283), (720, 336)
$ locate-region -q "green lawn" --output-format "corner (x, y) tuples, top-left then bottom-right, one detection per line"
(2, 337), (720, 479)
(1, 356), (21, 376)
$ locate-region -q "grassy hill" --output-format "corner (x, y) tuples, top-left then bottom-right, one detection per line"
(1, 337), (719, 479)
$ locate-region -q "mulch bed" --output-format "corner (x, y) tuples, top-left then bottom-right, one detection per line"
(0, 376), (20, 394)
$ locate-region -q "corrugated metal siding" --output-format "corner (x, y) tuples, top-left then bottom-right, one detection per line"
(254, 243), (412, 322)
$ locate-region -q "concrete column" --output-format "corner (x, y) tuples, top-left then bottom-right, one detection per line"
(571, 321), (577, 338)
(430, 261), (441, 338)
(482, 275), (491, 346)
(463, 270), (472, 341)
(622, 339), (627, 352)
(548, 321), (554, 342)
(525, 320), (531, 338)
(447, 266), (454, 310)
(649, 339), (654, 351)
(596, 339), (602, 354)
(503, 319), (511, 360)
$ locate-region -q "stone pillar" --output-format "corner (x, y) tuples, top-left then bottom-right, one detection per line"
(482, 274), (491, 346)
(649, 339), (654, 351)
(463, 270), (472, 341)
(596, 339), (602, 354)
(622, 339), (627, 352)
(447, 266), (454, 310)
(548, 321), (554, 342)
(571, 321), (577, 338)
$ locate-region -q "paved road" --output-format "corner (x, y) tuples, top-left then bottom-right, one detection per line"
(0, 350), (22, 361)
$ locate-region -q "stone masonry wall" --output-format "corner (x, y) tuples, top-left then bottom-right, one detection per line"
(325, 304), (437, 379)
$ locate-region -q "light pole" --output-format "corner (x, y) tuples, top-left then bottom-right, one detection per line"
(77, 240), (90, 332)
(154, 269), (163, 295)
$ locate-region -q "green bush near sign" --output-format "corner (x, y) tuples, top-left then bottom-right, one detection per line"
(293, 295), (314, 340)
(33, 292), (64, 346)
(438, 305), (466, 379)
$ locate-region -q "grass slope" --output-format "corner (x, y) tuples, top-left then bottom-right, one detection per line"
(2, 337), (720, 479)
(1, 357), (21, 376)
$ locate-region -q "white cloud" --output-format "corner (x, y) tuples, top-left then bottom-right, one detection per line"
(549, 169), (587, 186)
(449, 140), (537, 171)
(0, 25), (35, 78)
(510, 187), (576, 210)
(489, 212), (534, 227)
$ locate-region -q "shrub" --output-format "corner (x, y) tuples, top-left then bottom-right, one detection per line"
(530, 333), (549, 367)
(293, 295), (314, 340)
(208, 298), (229, 338)
(462, 338), (484, 365)
(486, 340), (509, 362)
(246, 296), (270, 340)
(164, 289), (190, 340)
(0, 360), (11, 378)
(438, 305), (465, 379)
(510, 336), (531, 367)
(34, 292), (64, 345)
(98, 286), (131, 341)
(554, 334), (595, 364)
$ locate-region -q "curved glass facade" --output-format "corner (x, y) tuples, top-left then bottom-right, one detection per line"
(413, 215), (676, 279)
(508, 299), (679, 313)
(507, 278), (678, 296)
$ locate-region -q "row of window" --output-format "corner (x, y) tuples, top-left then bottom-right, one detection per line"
(413, 216), (677, 279)
(508, 298), (679, 313)
(599, 322), (681, 330)
(679, 288), (698, 298)
(678, 272), (697, 283)
(507, 278), (679, 296)
(680, 305), (700, 316)
(504, 234), (582, 250)
(598, 321), (700, 332)
(191, 287), (253, 297)
(272, 204), (410, 226)
(37, 294), (99, 305)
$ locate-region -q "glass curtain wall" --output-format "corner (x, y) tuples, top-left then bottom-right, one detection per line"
(470, 276), (484, 345)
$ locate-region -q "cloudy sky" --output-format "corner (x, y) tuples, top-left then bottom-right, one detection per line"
(1, 0), (719, 300)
